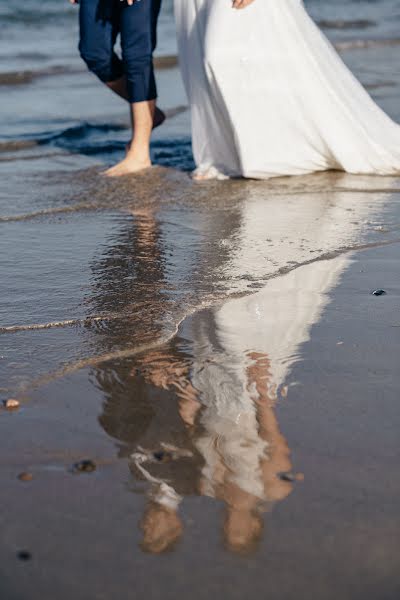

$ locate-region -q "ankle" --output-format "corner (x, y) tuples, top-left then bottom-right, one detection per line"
(126, 143), (151, 164)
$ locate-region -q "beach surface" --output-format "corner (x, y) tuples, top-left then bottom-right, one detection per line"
(1, 1), (400, 598)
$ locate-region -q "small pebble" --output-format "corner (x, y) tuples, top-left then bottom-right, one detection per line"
(278, 472), (305, 483)
(72, 459), (96, 474)
(18, 472), (33, 482)
(278, 472), (296, 483)
(17, 550), (31, 561)
(3, 398), (20, 410)
(372, 289), (387, 296)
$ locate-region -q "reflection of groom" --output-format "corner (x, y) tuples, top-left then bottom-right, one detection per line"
(70, 0), (164, 176)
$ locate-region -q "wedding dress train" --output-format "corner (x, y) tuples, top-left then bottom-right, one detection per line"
(174, 0), (400, 179)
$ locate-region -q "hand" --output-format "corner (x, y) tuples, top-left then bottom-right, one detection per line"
(232, 0), (256, 8)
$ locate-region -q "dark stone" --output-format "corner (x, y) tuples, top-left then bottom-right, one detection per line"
(153, 451), (173, 463)
(17, 551), (31, 561)
(18, 472), (33, 482)
(278, 472), (296, 482)
(72, 459), (96, 473)
(372, 289), (387, 296)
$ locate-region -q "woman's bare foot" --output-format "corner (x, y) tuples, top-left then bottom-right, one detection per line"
(192, 171), (211, 181)
(192, 172), (217, 181)
(192, 166), (229, 181)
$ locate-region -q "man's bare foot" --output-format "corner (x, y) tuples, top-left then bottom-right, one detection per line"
(108, 99), (157, 177)
(104, 154), (151, 177)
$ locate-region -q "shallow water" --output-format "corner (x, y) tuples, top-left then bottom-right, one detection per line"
(1, 166), (400, 396)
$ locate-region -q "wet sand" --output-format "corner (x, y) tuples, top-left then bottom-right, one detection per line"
(1, 161), (400, 599)
(1, 236), (400, 599)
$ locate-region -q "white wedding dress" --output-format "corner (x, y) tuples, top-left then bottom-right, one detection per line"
(174, 0), (400, 179)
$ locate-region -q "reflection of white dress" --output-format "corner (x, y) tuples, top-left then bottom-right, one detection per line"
(174, 0), (400, 179)
(187, 184), (391, 500)
(190, 257), (349, 500)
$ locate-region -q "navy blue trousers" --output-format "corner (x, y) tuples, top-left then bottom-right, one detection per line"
(79, 0), (161, 103)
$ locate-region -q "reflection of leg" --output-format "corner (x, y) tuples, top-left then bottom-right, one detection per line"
(178, 393), (201, 428)
(222, 482), (263, 554)
(258, 403), (293, 502)
(141, 501), (183, 554)
(247, 352), (294, 501)
(131, 447), (184, 553)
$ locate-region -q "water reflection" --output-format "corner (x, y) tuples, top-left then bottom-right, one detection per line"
(123, 253), (348, 554)
(133, 340), (294, 555)
(86, 173), (244, 355)
(88, 207), (168, 351)
(88, 172), (394, 554)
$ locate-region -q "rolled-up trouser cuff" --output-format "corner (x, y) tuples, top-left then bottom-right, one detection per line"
(126, 66), (157, 103)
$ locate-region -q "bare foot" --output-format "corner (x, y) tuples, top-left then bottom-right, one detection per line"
(191, 166), (229, 181)
(192, 171), (213, 181)
(104, 154), (151, 177)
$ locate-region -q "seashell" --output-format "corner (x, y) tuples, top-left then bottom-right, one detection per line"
(3, 398), (20, 410)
